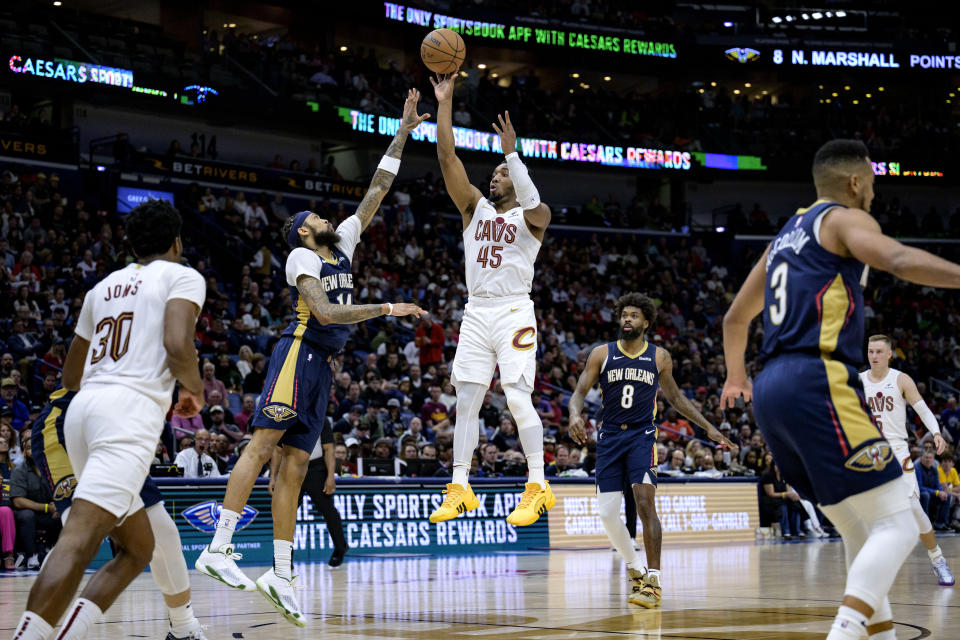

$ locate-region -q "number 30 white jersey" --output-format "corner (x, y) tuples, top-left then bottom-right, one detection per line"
(463, 197), (541, 299)
(75, 260), (206, 410)
(859, 368), (907, 442)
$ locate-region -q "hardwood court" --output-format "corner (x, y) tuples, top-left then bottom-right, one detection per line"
(1, 536), (957, 638)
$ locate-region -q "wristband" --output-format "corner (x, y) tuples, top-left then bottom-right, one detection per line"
(378, 155), (401, 175)
(44, 503), (48, 513)
(386, 302), (394, 316)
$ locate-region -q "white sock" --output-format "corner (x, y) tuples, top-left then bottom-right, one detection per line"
(928, 545), (944, 563)
(868, 629), (896, 640)
(12, 611), (53, 640)
(627, 558), (646, 572)
(274, 539), (293, 580)
(451, 465), (470, 487)
(646, 568), (661, 583)
(451, 382), (485, 488)
(55, 598), (103, 640)
(504, 384), (546, 489)
(210, 508), (240, 550)
(167, 601), (198, 634)
(826, 605), (867, 640)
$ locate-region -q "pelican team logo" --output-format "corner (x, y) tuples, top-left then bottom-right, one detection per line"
(724, 47), (761, 63)
(512, 327), (536, 351)
(844, 440), (894, 472)
(182, 501), (259, 533)
(261, 404), (298, 421)
(53, 474), (77, 501)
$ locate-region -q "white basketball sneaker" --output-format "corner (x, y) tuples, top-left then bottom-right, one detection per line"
(256, 568), (306, 627)
(195, 544), (256, 592)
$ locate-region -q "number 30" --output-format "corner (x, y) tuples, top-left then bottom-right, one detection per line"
(769, 263), (788, 325)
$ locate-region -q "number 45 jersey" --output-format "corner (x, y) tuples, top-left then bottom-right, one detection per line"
(463, 197), (541, 299)
(759, 199), (867, 367)
(75, 260), (205, 410)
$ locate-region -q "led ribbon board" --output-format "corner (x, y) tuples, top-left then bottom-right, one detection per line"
(9, 55), (133, 87)
(770, 48), (960, 70)
(383, 2), (677, 58)
(339, 106), (766, 172)
(872, 161), (944, 178)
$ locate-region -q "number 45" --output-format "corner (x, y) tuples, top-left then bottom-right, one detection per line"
(476, 246), (503, 268)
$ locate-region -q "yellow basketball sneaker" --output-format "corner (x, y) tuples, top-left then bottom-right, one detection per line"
(506, 482), (556, 526)
(429, 483), (480, 523)
(629, 571), (662, 608)
(628, 567), (646, 603)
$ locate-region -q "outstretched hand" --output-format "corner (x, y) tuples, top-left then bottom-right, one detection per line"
(492, 111), (517, 155)
(429, 73), (455, 103)
(720, 376), (753, 410)
(389, 303), (429, 319)
(401, 88), (431, 133)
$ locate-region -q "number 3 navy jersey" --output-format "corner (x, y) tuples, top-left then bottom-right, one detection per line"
(759, 199), (867, 367)
(599, 340), (659, 427)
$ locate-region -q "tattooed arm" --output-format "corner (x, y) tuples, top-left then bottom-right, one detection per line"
(657, 347), (738, 453)
(354, 88), (430, 232)
(297, 275), (426, 325)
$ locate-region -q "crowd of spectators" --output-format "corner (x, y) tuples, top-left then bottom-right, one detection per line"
(3, 153), (960, 565)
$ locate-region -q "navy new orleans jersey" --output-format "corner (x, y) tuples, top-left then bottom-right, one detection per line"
(760, 199), (867, 366)
(753, 198), (899, 506)
(599, 340), (659, 427)
(596, 340), (661, 492)
(282, 249), (354, 353)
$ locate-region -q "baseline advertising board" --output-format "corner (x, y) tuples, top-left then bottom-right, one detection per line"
(548, 480), (759, 547)
(158, 480), (548, 566)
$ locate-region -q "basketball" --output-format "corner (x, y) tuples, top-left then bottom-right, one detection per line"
(420, 28), (465, 74)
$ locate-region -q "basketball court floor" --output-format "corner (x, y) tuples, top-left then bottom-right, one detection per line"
(1, 536), (957, 638)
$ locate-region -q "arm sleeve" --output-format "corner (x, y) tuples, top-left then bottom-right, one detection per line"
(74, 292), (95, 341)
(504, 152), (541, 210)
(285, 248), (324, 286)
(167, 267), (207, 310)
(912, 400), (941, 435)
(335, 215), (362, 263)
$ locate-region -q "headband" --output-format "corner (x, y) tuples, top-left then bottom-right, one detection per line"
(286, 210), (312, 248)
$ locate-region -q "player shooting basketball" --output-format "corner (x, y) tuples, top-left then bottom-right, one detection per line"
(427, 72), (555, 526)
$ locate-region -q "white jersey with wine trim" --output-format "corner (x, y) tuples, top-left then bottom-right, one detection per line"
(860, 368), (907, 442)
(462, 197), (541, 299)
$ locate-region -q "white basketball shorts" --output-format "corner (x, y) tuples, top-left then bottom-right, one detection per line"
(888, 438), (920, 500)
(452, 294), (537, 391)
(64, 383), (166, 520)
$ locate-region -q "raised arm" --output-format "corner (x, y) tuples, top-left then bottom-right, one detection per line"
(823, 206), (960, 288)
(720, 245), (769, 409)
(492, 111), (551, 234)
(297, 274), (425, 325)
(658, 347), (738, 453)
(353, 89), (430, 232)
(430, 74), (482, 224)
(568, 344), (606, 445)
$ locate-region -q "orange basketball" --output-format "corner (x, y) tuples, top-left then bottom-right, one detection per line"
(420, 28), (465, 75)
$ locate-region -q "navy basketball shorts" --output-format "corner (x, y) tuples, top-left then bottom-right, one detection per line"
(33, 392), (164, 514)
(753, 353), (901, 507)
(595, 425), (659, 493)
(251, 334), (333, 453)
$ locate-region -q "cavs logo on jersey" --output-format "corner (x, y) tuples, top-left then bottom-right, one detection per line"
(182, 501), (258, 533)
(261, 404), (298, 421)
(512, 327), (536, 351)
(53, 474), (77, 502)
(844, 440), (894, 472)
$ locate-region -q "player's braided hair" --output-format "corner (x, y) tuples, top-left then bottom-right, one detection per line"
(613, 292), (656, 327)
(281, 214), (298, 248)
(125, 200), (182, 259)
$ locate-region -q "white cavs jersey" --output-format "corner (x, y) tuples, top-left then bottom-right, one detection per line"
(860, 368), (907, 442)
(463, 197), (540, 298)
(75, 260), (206, 410)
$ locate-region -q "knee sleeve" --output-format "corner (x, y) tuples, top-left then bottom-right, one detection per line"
(146, 503), (191, 595)
(842, 509), (918, 612)
(911, 497), (933, 534)
(503, 384), (543, 461)
(452, 382), (486, 468)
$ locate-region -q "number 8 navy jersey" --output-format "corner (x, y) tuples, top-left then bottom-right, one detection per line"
(599, 340), (659, 427)
(759, 199), (867, 367)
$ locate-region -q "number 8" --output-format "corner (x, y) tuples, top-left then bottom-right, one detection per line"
(621, 384), (635, 409)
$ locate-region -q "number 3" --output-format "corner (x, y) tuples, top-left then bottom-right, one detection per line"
(769, 263), (788, 325)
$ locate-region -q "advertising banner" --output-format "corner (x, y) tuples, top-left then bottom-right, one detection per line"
(158, 480), (549, 566)
(548, 480), (759, 548)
